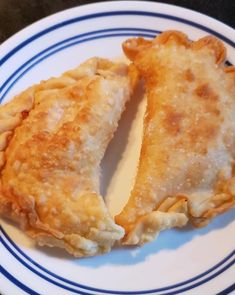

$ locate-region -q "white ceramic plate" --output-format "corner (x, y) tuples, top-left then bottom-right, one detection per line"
(0, 1), (234, 295)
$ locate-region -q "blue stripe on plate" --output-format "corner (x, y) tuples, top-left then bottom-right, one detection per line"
(217, 283), (235, 295)
(0, 31), (156, 102)
(0, 236), (94, 295)
(1, 227), (235, 294)
(0, 10), (234, 67)
(0, 265), (41, 295)
(0, 27), (160, 96)
(166, 258), (235, 295)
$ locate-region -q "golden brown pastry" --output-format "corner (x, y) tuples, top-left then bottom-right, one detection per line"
(116, 31), (235, 245)
(0, 57), (138, 257)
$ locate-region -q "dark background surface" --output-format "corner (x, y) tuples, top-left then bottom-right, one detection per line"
(0, 0), (234, 44)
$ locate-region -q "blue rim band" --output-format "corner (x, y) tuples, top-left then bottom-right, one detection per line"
(0, 30), (157, 102)
(0, 27), (160, 96)
(217, 283), (235, 295)
(2, 225), (235, 293)
(1, 229), (235, 295)
(0, 235), (92, 295)
(0, 9), (234, 295)
(0, 10), (234, 67)
(0, 265), (41, 295)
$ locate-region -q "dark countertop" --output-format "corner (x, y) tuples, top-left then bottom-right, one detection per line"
(0, 0), (234, 44)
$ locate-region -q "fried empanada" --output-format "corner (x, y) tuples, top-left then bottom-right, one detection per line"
(116, 31), (235, 245)
(0, 57), (138, 256)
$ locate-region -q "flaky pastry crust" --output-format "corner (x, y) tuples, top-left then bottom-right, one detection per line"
(0, 57), (138, 256)
(116, 31), (235, 245)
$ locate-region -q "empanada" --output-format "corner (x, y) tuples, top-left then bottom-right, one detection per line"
(116, 31), (235, 245)
(0, 57), (137, 256)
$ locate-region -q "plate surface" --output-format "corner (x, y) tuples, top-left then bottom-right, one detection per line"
(0, 1), (234, 295)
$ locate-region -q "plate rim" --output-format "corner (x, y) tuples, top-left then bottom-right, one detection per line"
(1, 225), (235, 295)
(0, 1), (234, 63)
(0, 1), (235, 295)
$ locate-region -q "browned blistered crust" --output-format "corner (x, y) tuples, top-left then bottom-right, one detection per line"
(0, 57), (138, 257)
(116, 30), (235, 245)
